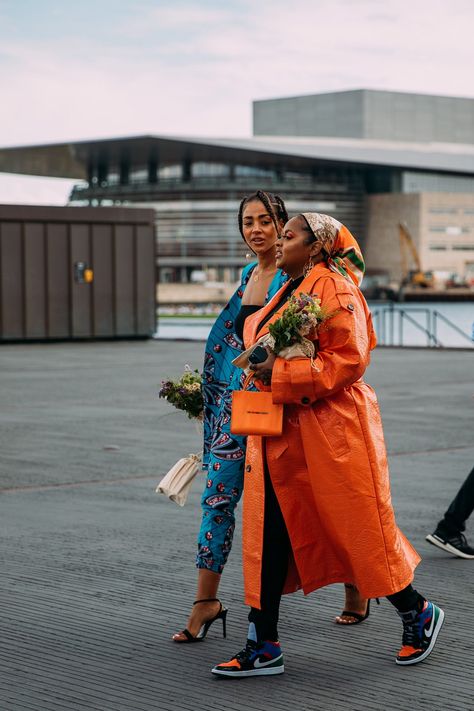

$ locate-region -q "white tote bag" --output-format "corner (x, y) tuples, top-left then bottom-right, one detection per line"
(155, 452), (201, 506)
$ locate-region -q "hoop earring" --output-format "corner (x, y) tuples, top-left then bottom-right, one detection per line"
(303, 258), (314, 278)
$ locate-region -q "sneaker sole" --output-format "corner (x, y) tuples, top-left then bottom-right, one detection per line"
(211, 665), (284, 678)
(426, 534), (474, 559)
(395, 607), (445, 666)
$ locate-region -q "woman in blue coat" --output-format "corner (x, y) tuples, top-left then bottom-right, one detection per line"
(173, 190), (288, 642)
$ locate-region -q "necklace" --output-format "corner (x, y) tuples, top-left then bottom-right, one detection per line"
(253, 266), (276, 283)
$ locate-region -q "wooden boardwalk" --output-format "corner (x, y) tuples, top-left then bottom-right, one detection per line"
(1, 342), (473, 711)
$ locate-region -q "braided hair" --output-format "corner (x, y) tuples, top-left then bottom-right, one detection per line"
(238, 190), (289, 242)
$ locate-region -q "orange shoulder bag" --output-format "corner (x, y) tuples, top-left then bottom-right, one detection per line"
(230, 375), (283, 437)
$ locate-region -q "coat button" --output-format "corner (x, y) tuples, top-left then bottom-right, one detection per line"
(347, 303), (354, 311)
(301, 396), (310, 405)
(245, 465), (251, 472)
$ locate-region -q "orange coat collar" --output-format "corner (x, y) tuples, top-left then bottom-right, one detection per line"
(243, 263), (329, 348)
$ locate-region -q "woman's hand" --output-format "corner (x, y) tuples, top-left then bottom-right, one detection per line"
(249, 350), (276, 385)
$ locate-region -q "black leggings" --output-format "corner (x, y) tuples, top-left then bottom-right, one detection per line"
(248, 458), (291, 641)
(248, 459), (423, 642)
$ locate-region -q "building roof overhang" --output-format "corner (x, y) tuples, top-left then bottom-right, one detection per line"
(0, 134), (473, 179)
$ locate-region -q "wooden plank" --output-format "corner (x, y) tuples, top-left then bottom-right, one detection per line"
(114, 224), (135, 335)
(91, 224), (114, 336)
(135, 224), (156, 336)
(0, 222), (23, 338)
(46, 223), (70, 338)
(70, 224), (92, 338)
(24, 222), (46, 338)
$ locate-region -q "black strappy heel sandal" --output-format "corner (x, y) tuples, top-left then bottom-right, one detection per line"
(335, 584), (380, 625)
(173, 598), (228, 643)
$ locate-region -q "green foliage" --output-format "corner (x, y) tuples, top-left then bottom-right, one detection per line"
(268, 292), (331, 355)
(159, 366), (203, 420)
(268, 310), (304, 353)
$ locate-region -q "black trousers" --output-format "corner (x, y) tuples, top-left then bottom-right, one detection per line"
(248, 455), (422, 642)
(437, 466), (474, 535)
(248, 457), (291, 641)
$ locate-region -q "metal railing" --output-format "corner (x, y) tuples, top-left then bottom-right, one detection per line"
(371, 303), (473, 348)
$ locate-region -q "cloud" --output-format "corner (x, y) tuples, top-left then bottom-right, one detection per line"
(0, 0), (473, 203)
(1, 0), (473, 144)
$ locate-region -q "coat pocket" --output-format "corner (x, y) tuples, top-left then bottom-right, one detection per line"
(335, 290), (357, 314)
(313, 400), (350, 458)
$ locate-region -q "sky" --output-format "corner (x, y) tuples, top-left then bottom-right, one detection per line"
(0, 0), (473, 204)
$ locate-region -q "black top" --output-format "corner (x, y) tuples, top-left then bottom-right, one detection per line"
(235, 275), (304, 344)
(235, 304), (261, 341)
(256, 275), (304, 333)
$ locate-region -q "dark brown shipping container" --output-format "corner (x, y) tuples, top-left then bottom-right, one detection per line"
(0, 204), (156, 341)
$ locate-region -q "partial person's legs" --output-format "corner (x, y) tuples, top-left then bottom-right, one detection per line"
(426, 466), (474, 559)
(386, 583), (445, 665)
(439, 465), (474, 534)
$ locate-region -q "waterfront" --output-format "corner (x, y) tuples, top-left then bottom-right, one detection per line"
(156, 301), (474, 348)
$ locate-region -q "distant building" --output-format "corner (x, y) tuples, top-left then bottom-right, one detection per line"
(0, 89), (473, 285)
(254, 89), (474, 144)
(367, 193), (474, 286)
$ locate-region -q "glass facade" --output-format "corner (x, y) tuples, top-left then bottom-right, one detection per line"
(70, 158), (367, 283)
(192, 162), (230, 178)
(402, 171), (474, 193)
(68, 147), (474, 284)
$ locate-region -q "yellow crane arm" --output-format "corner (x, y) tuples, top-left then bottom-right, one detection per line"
(399, 223), (422, 273)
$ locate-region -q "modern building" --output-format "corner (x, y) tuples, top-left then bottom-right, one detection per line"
(1, 89), (473, 286)
(253, 89), (474, 144)
(367, 193), (474, 286)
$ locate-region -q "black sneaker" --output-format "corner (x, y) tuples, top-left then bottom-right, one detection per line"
(426, 530), (474, 559)
(211, 639), (284, 677)
(395, 600), (445, 665)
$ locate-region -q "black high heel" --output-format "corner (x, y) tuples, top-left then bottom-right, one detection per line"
(335, 585), (380, 625)
(173, 598), (228, 643)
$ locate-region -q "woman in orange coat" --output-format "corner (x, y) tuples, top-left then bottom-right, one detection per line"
(211, 213), (445, 678)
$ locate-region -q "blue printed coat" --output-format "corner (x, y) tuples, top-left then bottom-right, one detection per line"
(202, 263), (287, 469)
(197, 264), (287, 573)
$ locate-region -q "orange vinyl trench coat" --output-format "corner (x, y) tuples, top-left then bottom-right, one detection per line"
(241, 263), (420, 609)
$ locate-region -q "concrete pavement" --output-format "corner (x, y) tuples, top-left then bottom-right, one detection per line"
(0, 342), (473, 711)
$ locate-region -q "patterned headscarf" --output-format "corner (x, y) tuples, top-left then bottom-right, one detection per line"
(301, 213), (365, 287)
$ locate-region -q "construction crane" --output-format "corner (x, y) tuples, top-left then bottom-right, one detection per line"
(399, 222), (434, 289)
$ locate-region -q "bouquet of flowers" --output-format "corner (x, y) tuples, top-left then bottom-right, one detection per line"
(267, 292), (332, 358)
(232, 293), (335, 371)
(158, 365), (203, 420)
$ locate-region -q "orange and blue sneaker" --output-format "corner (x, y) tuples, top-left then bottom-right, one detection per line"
(211, 639), (284, 677)
(395, 600), (445, 665)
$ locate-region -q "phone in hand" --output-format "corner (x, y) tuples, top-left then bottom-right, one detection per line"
(248, 345), (269, 364)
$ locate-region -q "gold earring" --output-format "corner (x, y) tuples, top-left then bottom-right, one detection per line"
(303, 258), (314, 277)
